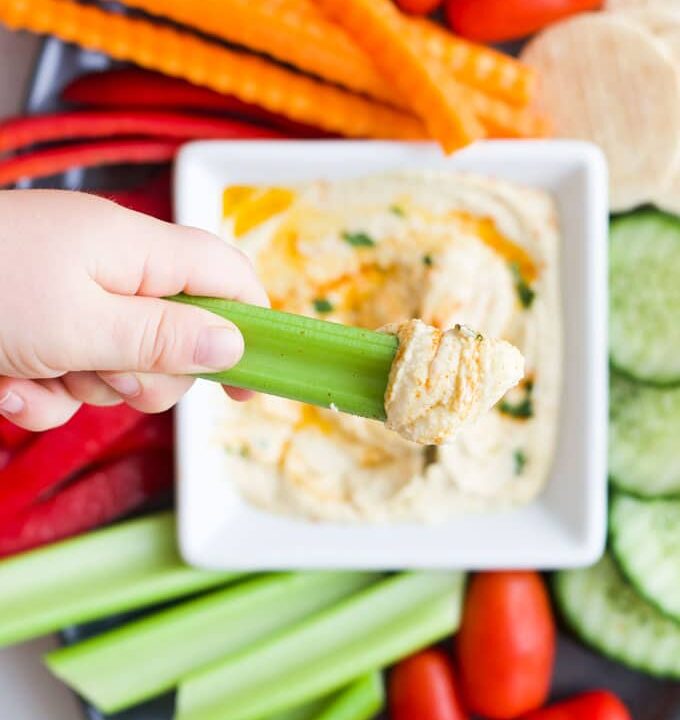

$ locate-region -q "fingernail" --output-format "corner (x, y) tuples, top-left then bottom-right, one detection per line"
(194, 326), (243, 371)
(106, 373), (142, 398)
(0, 390), (24, 415)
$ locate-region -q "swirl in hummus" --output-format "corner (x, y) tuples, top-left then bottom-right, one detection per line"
(383, 320), (524, 445)
(217, 171), (562, 523)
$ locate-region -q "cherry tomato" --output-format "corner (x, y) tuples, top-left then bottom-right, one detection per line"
(389, 649), (468, 720)
(445, 0), (603, 43)
(456, 571), (556, 719)
(521, 690), (631, 720)
(395, 0), (443, 16)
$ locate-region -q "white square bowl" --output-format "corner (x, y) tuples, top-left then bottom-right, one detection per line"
(173, 140), (608, 570)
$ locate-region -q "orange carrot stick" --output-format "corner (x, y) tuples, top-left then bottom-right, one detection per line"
(112, 0), (402, 107)
(408, 19), (538, 108)
(113, 0), (535, 111)
(455, 82), (551, 138)
(0, 0), (426, 141)
(317, 0), (484, 152)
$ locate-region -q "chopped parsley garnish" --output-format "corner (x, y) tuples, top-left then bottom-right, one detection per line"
(498, 380), (534, 420)
(313, 298), (334, 314)
(513, 449), (527, 475)
(509, 262), (536, 309)
(342, 230), (375, 247)
(422, 254), (434, 267)
(389, 204), (405, 217)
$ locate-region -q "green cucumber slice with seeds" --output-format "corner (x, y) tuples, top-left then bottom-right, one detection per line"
(555, 553), (680, 678)
(609, 373), (680, 496)
(609, 210), (680, 385)
(610, 492), (680, 623)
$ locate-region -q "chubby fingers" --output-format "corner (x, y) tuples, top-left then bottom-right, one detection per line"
(0, 377), (80, 431)
(61, 371), (122, 406)
(99, 372), (194, 413)
(0, 373), (249, 431)
(90, 202), (270, 308)
(80, 294), (246, 375)
(223, 386), (254, 402)
(64, 370), (197, 414)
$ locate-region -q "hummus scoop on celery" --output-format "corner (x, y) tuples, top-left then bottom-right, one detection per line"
(182, 171), (561, 523)
(173, 296), (524, 446)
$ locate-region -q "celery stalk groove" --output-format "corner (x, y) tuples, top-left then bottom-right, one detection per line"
(46, 572), (380, 713)
(170, 295), (397, 420)
(176, 571), (465, 720)
(0, 513), (235, 648)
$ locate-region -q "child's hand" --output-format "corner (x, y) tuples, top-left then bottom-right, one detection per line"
(0, 190), (268, 430)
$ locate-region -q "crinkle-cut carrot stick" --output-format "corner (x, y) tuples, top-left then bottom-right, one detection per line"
(317, 0), (484, 152)
(112, 0), (402, 107)
(408, 18), (538, 107)
(0, 0), (426, 141)
(118, 0), (535, 110)
(453, 81), (552, 139)
(265, 0), (537, 108)
(113, 0), (536, 114)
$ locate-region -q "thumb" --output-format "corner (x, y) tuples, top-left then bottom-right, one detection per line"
(88, 295), (244, 374)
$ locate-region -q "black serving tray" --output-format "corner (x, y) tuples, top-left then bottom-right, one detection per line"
(23, 35), (680, 720)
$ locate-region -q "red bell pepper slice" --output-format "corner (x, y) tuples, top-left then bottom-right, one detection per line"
(0, 138), (182, 187)
(0, 449), (173, 558)
(95, 170), (173, 222)
(61, 68), (328, 137)
(0, 447), (12, 472)
(0, 417), (34, 450)
(98, 411), (174, 465)
(0, 110), (286, 154)
(0, 404), (144, 519)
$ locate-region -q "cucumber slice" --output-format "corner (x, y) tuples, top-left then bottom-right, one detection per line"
(609, 373), (680, 496)
(610, 492), (680, 622)
(554, 553), (680, 678)
(609, 210), (680, 385)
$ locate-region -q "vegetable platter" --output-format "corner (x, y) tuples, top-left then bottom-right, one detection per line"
(11, 19), (678, 720)
(0, 0), (676, 717)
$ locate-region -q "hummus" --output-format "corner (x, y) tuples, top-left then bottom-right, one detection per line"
(218, 171), (562, 523)
(383, 320), (524, 445)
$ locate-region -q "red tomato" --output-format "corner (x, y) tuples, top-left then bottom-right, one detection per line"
(456, 571), (556, 719)
(521, 690), (631, 720)
(395, 0), (443, 15)
(389, 649), (468, 720)
(445, 0), (603, 43)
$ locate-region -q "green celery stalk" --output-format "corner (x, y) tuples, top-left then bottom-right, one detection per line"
(314, 672), (384, 720)
(270, 698), (327, 720)
(0, 512), (235, 648)
(46, 572), (380, 714)
(272, 673), (384, 720)
(176, 571), (465, 720)
(170, 295), (397, 421)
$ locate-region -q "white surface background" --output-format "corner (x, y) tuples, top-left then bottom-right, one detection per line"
(0, 27), (82, 720)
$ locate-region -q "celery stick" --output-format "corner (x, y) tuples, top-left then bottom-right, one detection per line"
(271, 698), (327, 720)
(0, 512), (235, 648)
(170, 295), (397, 420)
(273, 673), (383, 720)
(46, 572), (380, 714)
(314, 672), (384, 720)
(177, 572), (464, 720)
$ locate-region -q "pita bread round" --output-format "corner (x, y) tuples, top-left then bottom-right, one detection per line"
(521, 13), (680, 211)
